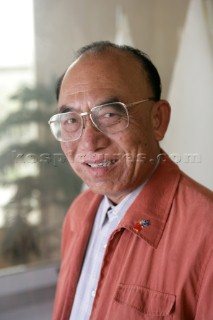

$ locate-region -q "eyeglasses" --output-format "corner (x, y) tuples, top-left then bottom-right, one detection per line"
(48, 98), (155, 142)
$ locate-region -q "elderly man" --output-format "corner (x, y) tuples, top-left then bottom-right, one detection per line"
(49, 41), (213, 320)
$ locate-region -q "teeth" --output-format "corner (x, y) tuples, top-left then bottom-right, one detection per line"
(87, 160), (116, 168)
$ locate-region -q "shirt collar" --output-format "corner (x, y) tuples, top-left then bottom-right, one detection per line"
(98, 182), (147, 229)
(98, 156), (161, 228)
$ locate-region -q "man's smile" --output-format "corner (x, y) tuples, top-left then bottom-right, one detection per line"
(86, 159), (117, 168)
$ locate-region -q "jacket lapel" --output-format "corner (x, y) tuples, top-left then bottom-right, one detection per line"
(120, 157), (181, 248)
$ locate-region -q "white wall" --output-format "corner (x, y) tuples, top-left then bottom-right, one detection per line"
(162, 0), (213, 190)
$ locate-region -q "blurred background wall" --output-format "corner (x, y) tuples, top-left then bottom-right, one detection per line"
(34, 0), (189, 96)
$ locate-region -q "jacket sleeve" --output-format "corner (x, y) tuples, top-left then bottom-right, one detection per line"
(195, 250), (213, 320)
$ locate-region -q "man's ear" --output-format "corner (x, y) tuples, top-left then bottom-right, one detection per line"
(151, 99), (171, 141)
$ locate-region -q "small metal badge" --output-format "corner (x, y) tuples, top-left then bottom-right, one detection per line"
(141, 219), (151, 227)
(133, 219), (151, 232)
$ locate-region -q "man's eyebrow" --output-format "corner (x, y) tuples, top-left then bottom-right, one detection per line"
(99, 97), (120, 105)
(58, 105), (75, 113)
(58, 97), (120, 113)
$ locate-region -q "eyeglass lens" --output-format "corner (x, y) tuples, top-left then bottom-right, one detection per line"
(50, 102), (129, 142)
(91, 103), (128, 133)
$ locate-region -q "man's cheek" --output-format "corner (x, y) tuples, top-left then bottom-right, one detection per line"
(61, 144), (74, 162)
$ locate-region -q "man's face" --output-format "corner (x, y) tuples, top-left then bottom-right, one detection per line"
(58, 51), (162, 203)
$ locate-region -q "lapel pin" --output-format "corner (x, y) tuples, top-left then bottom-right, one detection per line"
(133, 219), (151, 232)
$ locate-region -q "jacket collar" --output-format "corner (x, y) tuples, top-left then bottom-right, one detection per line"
(119, 156), (181, 248)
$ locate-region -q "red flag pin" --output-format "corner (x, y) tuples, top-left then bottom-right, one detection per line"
(133, 219), (151, 232)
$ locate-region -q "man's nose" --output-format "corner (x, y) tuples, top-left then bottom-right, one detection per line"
(80, 116), (109, 150)
(82, 114), (98, 132)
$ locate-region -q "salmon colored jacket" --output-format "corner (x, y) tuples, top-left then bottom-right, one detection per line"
(53, 157), (213, 320)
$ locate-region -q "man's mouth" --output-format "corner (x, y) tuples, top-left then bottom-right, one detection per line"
(86, 160), (117, 168)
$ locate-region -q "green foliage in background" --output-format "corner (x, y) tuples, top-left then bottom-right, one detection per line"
(0, 83), (82, 266)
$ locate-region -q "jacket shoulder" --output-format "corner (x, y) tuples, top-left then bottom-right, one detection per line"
(175, 172), (213, 236)
(69, 188), (99, 210)
(179, 172), (213, 206)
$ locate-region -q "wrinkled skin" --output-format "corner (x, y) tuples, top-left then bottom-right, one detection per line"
(58, 50), (170, 203)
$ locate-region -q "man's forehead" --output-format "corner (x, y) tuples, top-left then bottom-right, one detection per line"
(59, 50), (151, 106)
(63, 53), (146, 91)
(66, 50), (143, 76)
(60, 71), (122, 99)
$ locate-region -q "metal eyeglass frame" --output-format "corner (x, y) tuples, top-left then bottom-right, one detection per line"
(48, 97), (156, 142)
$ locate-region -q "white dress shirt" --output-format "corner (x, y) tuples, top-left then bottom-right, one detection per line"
(69, 183), (146, 320)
